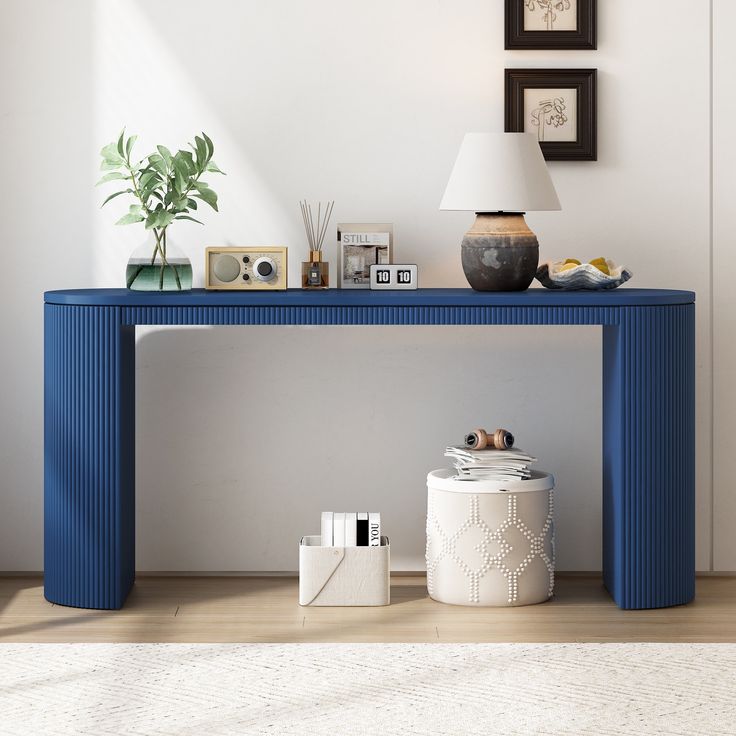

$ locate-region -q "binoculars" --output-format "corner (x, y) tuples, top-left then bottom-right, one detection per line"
(464, 428), (514, 450)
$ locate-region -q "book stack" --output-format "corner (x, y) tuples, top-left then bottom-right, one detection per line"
(320, 512), (381, 547)
(444, 446), (537, 481)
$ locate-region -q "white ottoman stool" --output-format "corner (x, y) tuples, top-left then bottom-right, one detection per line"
(426, 469), (555, 606)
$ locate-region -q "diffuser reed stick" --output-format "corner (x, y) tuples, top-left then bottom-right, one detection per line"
(300, 200), (334, 252)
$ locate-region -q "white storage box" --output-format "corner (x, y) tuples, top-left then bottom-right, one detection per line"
(299, 536), (390, 606)
(426, 469), (555, 607)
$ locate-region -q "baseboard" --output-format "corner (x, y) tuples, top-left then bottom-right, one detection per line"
(2, 570), (735, 577)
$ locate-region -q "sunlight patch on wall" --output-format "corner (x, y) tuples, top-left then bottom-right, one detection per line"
(92, 0), (289, 289)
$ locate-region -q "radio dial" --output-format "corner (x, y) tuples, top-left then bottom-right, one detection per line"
(254, 257), (277, 282)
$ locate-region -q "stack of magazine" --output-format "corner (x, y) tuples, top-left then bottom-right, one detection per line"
(444, 446), (537, 482)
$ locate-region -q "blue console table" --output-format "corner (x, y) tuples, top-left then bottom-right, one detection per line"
(44, 288), (695, 610)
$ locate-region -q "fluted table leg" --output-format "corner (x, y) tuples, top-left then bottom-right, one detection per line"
(602, 304), (695, 609)
(44, 304), (135, 609)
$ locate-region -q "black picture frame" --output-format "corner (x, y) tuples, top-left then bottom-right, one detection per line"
(505, 0), (596, 50)
(504, 68), (597, 161)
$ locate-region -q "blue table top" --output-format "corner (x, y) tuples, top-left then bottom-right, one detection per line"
(44, 287), (696, 307)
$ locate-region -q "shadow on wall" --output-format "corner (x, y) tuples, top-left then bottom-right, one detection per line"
(0, 0), (96, 571)
(134, 324), (601, 573)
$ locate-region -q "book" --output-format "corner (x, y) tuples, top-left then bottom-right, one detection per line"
(368, 512), (381, 547)
(320, 511), (382, 547)
(321, 511), (334, 547)
(333, 512), (346, 547)
(337, 223), (393, 289)
(357, 512), (369, 546)
(345, 512), (357, 546)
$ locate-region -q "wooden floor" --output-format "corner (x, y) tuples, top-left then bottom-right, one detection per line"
(1, 575), (735, 643)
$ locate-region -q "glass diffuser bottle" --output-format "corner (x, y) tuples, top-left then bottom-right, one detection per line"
(299, 200), (334, 290)
(302, 250), (329, 289)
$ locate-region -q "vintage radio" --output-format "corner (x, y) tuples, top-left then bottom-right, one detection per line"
(205, 247), (288, 290)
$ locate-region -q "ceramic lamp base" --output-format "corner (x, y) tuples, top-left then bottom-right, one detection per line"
(461, 213), (539, 292)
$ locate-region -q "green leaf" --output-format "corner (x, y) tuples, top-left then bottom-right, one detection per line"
(192, 185), (218, 211)
(157, 145), (173, 167)
(139, 190), (156, 207)
(175, 215), (204, 225)
(206, 161), (225, 175)
(100, 142), (124, 167)
(96, 171), (127, 186)
(179, 150), (196, 174)
(116, 129), (126, 157)
(193, 136), (207, 171)
(144, 209), (175, 229)
(170, 196), (189, 212)
(158, 211), (175, 228)
(147, 154), (168, 176)
(100, 159), (122, 171)
(116, 212), (145, 226)
(100, 189), (132, 207)
(128, 204), (143, 216)
(174, 172), (187, 196)
(138, 170), (161, 191)
(187, 198), (198, 210)
(202, 132), (214, 161)
(125, 134), (138, 160)
(172, 155), (189, 194)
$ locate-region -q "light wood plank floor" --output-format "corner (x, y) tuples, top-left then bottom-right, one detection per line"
(1, 575), (735, 643)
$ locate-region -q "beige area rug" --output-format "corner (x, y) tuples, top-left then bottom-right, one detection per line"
(1, 643), (735, 735)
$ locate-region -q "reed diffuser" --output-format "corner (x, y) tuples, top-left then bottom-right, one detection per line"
(300, 200), (334, 289)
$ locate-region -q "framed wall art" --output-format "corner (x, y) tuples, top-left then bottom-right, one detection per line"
(505, 0), (596, 50)
(504, 68), (597, 161)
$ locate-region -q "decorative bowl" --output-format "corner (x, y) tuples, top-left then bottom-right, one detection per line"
(536, 259), (632, 290)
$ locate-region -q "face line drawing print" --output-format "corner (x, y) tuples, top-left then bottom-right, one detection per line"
(530, 96), (568, 141)
(525, 0), (572, 31)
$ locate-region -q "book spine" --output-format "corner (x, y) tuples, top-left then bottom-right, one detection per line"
(368, 512), (381, 547)
(357, 512), (369, 546)
(345, 512), (357, 546)
(333, 512), (346, 547)
(321, 511), (334, 547)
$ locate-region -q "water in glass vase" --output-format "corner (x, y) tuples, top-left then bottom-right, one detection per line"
(126, 237), (192, 291)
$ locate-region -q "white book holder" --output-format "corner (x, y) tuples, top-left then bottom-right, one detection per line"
(299, 535), (390, 606)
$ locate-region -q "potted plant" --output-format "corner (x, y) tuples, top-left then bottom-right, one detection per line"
(98, 130), (224, 291)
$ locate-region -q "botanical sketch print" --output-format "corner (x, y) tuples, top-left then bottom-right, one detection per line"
(524, 88), (577, 142)
(523, 0), (577, 31)
(531, 97), (567, 141)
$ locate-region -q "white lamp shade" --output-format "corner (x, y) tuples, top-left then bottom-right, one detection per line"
(439, 132), (561, 212)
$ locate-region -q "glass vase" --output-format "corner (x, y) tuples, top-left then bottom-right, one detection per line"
(126, 232), (192, 292)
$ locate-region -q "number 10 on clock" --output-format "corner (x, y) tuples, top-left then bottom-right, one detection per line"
(369, 264), (418, 290)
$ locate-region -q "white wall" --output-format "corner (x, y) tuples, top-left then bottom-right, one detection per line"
(713, 0), (736, 570)
(0, 0), (720, 572)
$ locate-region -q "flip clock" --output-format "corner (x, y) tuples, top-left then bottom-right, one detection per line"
(369, 264), (418, 290)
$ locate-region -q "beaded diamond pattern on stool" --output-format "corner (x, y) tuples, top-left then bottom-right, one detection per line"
(426, 492), (555, 604)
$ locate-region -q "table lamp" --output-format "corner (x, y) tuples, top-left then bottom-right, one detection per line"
(440, 132), (561, 291)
